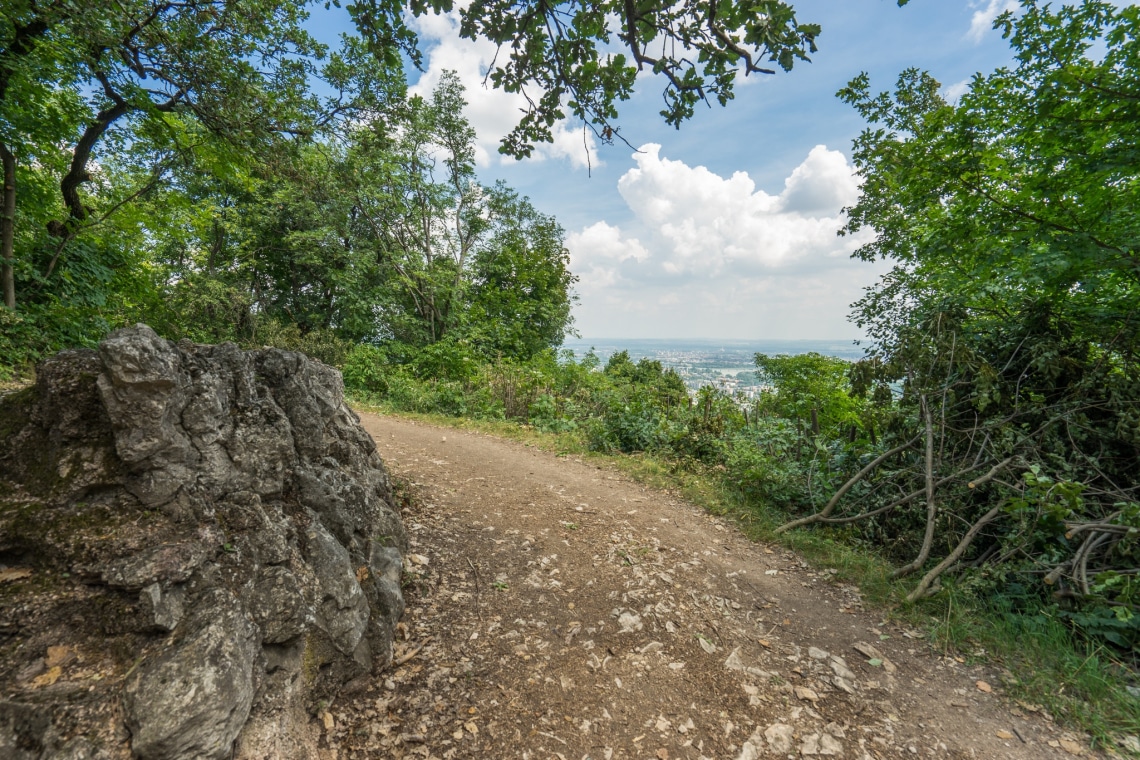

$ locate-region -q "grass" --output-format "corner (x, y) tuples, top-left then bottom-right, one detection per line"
(929, 587), (1140, 748)
(350, 397), (1140, 754)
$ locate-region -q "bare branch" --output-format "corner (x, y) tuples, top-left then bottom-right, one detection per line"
(893, 396), (937, 579)
(774, 433), (921, 534)
(907, 503), (1004, 602)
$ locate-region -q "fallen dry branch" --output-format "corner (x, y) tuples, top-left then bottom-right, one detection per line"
(772, 376), (1136, 605)
(893, 398), (937, 579)
(1044, 560), (1072, 587)
(1041, 524), (1132, 598)
(818, 459), (996, 526)
(907, 503), (1004, 602)
(1073, 531), (1116, 596)
(774, 433), (921, 534)
(902, 458), (1016, 599)
(394, 636), (433, 666)
(966, 457), (1014, 490)
(1065, 520), (1131, 538)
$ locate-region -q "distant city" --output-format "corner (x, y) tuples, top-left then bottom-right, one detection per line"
(560, 338), (868, 397)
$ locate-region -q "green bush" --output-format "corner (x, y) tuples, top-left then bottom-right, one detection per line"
(342, 344), (391, 395)
(410, 337), (481, 382)
(529, 393), (577, 433)
(589, 395), (664, 453)
(667, 387), (744, 463)
(254, 321), (352, 367)
(723, 420), (804, 504)
(480, 356), (555, 420)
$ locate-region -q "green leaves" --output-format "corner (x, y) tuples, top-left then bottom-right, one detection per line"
(136, 72), (575, 366)
(754, 352), (864, 441)
(467, 183), (577, 360)
(3, 0), (825, 356)
(837, 1), (1140, 650)
(442, 0), (820, 156)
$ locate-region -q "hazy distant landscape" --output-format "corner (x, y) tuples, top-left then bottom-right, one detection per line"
(562, 338), (867, 395)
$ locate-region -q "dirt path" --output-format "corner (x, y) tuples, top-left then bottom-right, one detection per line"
(330, 413), (1096, 759)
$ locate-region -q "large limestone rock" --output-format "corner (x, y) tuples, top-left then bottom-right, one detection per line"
(0, 325), (407, 759)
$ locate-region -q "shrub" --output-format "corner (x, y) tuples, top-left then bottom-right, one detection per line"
(342, 344), (390, 395)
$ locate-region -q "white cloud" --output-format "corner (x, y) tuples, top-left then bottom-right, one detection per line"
(408, 11), (598, 169)
(566, 144), (884, 339)
(967, 0), (1018, 44)
(942, 78), (972, 103)
(602, 143), (863, 280)
(778, 145), (863, 215)
(567, 221), (651, 289)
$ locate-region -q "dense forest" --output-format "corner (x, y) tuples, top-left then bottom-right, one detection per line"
(2, 0), (1138, 740)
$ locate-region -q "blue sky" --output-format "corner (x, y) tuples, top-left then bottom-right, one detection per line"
(308, 1), (1022, 340)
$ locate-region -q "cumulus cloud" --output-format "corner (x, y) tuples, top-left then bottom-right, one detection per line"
(778, 146), (863, 214)
(942, 78), (972, 103)
(566, 144), (883, 338)
(572, 143), (863, 283)
(408, 11), (598, 169)
(566, 221), (650, 289)
(967, 0), (1018, 43)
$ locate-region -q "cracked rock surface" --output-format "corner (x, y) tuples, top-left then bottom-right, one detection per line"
(0, 326), (406, 759)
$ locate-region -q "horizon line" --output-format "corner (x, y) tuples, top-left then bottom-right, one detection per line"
(561, 337), (866, 343)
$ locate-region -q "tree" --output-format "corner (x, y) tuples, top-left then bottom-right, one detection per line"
(753, 352), (860, 439)
(0, 1), (84, 310)
(2, 0), (822, 309)
(841, 3), (1139, 364)
(467, 183), (576, 359)
(346, 0), (821, 156)
(0, 0), (400, 311)
(781, 1), (1140, 622)
(134, 73), (577, 362)
(350, 74), (578, 357)
(349, 71), (485, 346)
(603, 350), (687, 406)
(140, 135), (396, 348)
(3, 0), (824, 368)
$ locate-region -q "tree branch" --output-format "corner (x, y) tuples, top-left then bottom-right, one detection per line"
(906, 503), (1004, 602)
(774, 433), (922, 534)
(893, 396), (937, 578)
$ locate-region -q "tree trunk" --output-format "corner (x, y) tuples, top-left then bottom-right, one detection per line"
(1, 142), (15, 310)
(59, 99), (132, 225)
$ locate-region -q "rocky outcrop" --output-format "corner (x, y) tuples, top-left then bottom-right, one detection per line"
(0, 325), (407, 759)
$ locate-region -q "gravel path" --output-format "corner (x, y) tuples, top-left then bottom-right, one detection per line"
(326, 413), (1097, 760)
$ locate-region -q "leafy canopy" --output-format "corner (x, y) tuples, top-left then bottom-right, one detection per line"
(826, 0), (1140, 636)
(343, 0), (822, 155)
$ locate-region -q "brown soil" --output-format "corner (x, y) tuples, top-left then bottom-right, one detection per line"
(326, 412), (1100, 760)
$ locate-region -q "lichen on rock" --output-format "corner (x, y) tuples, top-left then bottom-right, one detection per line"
(0, 325), (407, 759)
